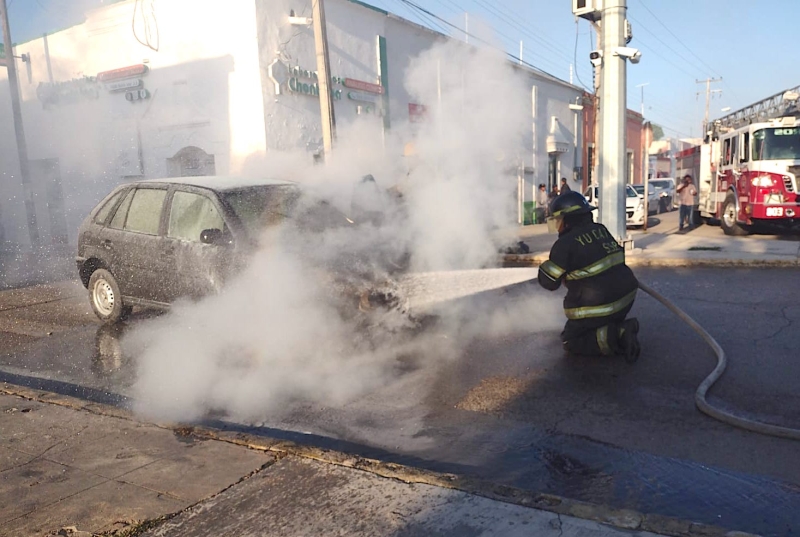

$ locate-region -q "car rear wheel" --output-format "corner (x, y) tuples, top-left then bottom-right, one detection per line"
(88, 269), (128, 324)
(721, 194), (749, 236)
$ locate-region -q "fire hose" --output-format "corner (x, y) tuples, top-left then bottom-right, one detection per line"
(638, 281), (800, 441)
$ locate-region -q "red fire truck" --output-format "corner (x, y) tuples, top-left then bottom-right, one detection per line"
(698, 86), (800, 235)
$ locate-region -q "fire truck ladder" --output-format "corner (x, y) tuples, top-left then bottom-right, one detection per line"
(713, 85), (800, 132)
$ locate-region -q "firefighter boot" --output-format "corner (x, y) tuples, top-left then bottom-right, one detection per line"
(619, 318), (641, 363)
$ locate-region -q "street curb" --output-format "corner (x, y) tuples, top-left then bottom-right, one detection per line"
(503, 253), (800, 268)
(0, 382), (762, 537)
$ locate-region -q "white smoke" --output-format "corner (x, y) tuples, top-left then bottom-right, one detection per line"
(129, 40), (563, 423)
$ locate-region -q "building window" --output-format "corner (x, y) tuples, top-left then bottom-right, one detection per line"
(587, 145), (594, 184)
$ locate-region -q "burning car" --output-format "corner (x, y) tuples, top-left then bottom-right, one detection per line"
(76, 176), (407, 324)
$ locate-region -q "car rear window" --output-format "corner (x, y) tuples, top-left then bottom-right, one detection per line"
(109, 189), (134, 229)
(94, 189), (126, 225)
(222, 186), (298, 236)
(221, 185), (353, 237)
(123, 188), (167, 235)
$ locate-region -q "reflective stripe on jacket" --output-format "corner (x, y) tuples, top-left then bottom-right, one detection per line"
(538, 221), (638, 321)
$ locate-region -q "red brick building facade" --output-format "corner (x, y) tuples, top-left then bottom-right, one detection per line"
(580, 93), (645, 192)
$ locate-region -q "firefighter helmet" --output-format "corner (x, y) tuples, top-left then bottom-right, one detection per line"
(549, 191), (596, 218)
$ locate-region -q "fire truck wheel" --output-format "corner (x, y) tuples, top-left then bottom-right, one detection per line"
(721, 194), (749, 236)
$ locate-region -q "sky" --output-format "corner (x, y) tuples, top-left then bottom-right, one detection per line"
(6, 0), (800, 140)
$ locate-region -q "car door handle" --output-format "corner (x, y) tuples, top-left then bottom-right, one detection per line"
(102, 239), (112, 250)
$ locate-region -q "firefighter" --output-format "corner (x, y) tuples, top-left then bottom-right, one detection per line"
(538, 191), (641, 362)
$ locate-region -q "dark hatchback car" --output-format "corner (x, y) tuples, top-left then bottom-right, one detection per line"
(77, 176), (351, 324)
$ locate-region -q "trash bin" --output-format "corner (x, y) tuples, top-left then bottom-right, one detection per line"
(523, 202), (535, 225)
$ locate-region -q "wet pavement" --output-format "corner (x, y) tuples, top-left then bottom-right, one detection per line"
(1, 270), (799, 536)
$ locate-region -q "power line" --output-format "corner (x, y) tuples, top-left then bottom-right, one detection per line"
(572, 18), (591, 91)
(396, 0), (563, 80)
(627, 14), (705, 78)
(471, 0), (572, 63)
(427, 0), (462, 15)
(388, 0), (450, 34)
(636, 0), (719, 78)
(633, 37), (698, 79)
(428, 0), (580, 77)
(493, 31), (566, 76)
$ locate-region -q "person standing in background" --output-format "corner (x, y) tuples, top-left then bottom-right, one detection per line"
(676, 174), (697, 231)
(560, 177), (571, 194)
(536, 183), (549, 223)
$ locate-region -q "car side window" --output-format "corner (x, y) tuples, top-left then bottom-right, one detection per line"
(123, 188), (167, 235)
(168, 191), (225, 242)
(109, 189), (134, 230)
(94, 190), (125, 225)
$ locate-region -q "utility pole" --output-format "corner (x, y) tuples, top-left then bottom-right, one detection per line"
(591, 21), (601, 188)
(597, 0), (628, 242)
(635, 82), (649, 117)
(312, 0), (336, 158)
(641, 121), (651, 230)
(0, 0), (38, 245)
(696, 77), (722, 137)
(636, 82), (649, 225)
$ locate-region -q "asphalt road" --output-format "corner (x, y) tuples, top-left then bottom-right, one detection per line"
(1, 269), (799, 536)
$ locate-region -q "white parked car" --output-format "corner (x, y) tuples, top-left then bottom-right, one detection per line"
(632, 184), (659, 214)
(583, 184), (645, 227)
(647, 178), (677, 212)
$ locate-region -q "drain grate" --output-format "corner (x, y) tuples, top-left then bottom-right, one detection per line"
(688, 246), (722, 251)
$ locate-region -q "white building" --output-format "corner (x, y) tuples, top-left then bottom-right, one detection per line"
(0, 0), (585, 248)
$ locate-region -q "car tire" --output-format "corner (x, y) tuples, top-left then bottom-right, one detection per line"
(88, 268), (126, 324)
(720, 194), (749, 236)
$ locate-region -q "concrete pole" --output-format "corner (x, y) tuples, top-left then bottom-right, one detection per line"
(42, 33), (53, 83)
(642, 121), (651, 230)
(597, 0), (627, 242)
(0, 0), (39, 245)
(636, 82), (649, 227)
(696, 77), (721, 137)
(312, 0), (336, 158)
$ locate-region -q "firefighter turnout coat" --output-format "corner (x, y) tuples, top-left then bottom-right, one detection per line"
(538, 221), (638, 330)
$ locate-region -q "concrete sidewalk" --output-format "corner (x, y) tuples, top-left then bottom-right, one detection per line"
(0, 385), (756, 537)
(502, 210), (800, 267)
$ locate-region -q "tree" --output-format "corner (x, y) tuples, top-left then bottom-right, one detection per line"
(651, 124), (665, 141)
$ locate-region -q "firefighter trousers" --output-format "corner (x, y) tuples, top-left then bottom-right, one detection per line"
(560, 303), (634, 357)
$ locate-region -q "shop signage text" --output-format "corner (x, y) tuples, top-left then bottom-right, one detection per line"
(288, 77), (343, 100)
(97, 64), (149, 82)
(37, 77), (100, 108)
(270, 59), (385, 104)
(344, 78), (384, 95)
(125, 89), (150, 102)
(106, 79), (142, 92)
(289, 65), (345, 86)
(348, 91), (377, 103)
